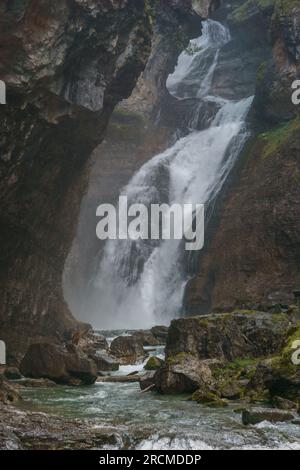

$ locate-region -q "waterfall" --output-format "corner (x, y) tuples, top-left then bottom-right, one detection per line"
(85, 20), (253, 329)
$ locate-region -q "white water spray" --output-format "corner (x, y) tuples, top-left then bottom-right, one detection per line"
(86, 20), (253, 329)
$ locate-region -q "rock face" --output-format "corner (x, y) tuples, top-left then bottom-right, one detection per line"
(110, 335), (145, 365)
(19, 342), (97, 385)
(0, 0), (152, 364)
(186, 0), (300, 313)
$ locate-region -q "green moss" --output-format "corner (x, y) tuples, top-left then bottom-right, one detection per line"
(167, 352), (194, 366)
(144, 356), (162, 371)
(192, 390), (229, 407)
(230, 0), (275, 23)
(276, 0), (300, 15)
(259, 117), (300, 159)
(257, 61), (267, 83)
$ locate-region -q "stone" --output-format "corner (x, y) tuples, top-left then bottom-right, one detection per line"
(133, 330), (160, 347)
(165, 312), (292, 362)
(154, 355), (218, 394)
(192, 389), (229, 408)
(91, 353), (119, 372)
(20, 343), (97, 386)
(273, 396), (298, 411)
(0, 377), (21, 404)
(19, 378), (57, 388)
(242, 408), (295, 426)
(0, 403), (119, 450)
(4, 367), (22, 381)
(139, 372), (156, 391)
(144, 356), (164, 371)
(110, 336), (145, 365)
(150, 326), (169, 344)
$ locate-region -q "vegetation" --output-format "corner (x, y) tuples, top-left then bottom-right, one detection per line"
(259, 117), (300, 158)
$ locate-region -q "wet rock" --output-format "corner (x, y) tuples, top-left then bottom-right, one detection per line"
(273, 396), (298, 411)
(144, 357), (164, 371)
(0, 403), (120, 450)
(19, 378), (57, 388)
(166, 312), (292, 362)
(96, 376), (140, 384)
(78, 331), (108, 356)
(133, 330), (160, 347)
(0, 377), (21, 404)
(151, 326), (169, 344)
(91, 353), (119, 372)
(242, 408), (295, 426)
(4, 368), (22, 381)
(154, 355), (219, 394)
(20, 343), (97, 386)
(110, 336), (145, 365)
(192, 389), (229, 408)
(139, 372), (156, 391)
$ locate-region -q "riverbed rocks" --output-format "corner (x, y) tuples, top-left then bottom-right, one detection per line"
(0, 377), (21, 405)
(242, 408), (295, 426)
(154, 311), (300, 404)
(20, 342), (97, 386)
(166, 311), (291, 362)
(0, 403), (120, 450)
(110, 336), (145, 365)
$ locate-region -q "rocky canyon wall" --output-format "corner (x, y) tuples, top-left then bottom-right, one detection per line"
(0, 0), (212, 363)
(187, 0), (300, 313)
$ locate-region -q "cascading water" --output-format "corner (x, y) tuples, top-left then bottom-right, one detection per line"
(86, 20), (254, 329)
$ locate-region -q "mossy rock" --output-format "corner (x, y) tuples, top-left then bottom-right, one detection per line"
(144, 356), (164, 371)
(259, 117), (300, 159)
(192, 389), (229, 408)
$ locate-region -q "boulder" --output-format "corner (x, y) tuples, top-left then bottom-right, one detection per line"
(110, 336), (144, 365)
(272, 396), (298, 411)
(133, 330), (160, 346)
(242, 408), (295, 426)
(0, 376), (21, 404)
(144, 356), (164, 371)
(166, 312), (292, 362)
(192, 389), (229, 408)
(19, 378), (57, 388)
(150, 326), (169, 344)
(154, 355), (220, 394)
(20, 343), (97, 385)
(139, 372), (156, 391)
(78, 331), (108, 356)
(4, 367), (22, 381)
(91, 353), (119, 372)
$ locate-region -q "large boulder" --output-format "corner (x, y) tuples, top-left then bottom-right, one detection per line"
(91, 353), (119, 372)
(132, 330), (160, 347)
(154, 354), (221, 394)
(242, 408), (295, 426)
(0, 376), (21, 404)
(166, 312), (292, 362)
(110, 336), (145, 365)
(20, 343), (97, 385)
(150, 326), (169, 344)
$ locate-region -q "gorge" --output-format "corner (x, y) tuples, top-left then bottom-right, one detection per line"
(0, 0), (300, 451)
